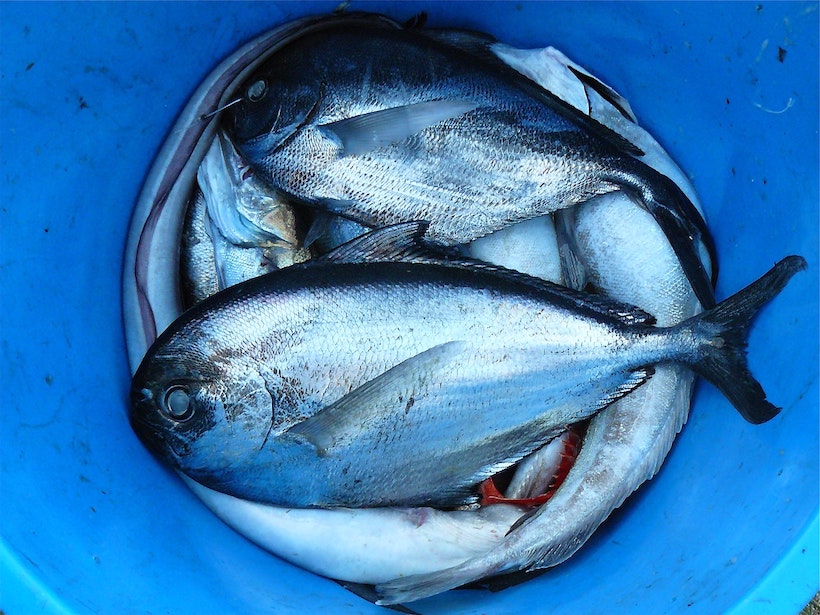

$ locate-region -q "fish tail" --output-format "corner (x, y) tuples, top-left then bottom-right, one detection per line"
(375, 555), (510, 606)
(685, 255), (806, 424)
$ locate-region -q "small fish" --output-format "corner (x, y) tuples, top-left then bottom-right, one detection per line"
(130, 222), (803, 510)
(224, 14), (716, 308)
(179, 132), (312, 306)
(179, 189), (220, 307)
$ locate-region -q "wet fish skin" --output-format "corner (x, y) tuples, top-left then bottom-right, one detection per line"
(181, 475), (526, 585)
(434, 42), (713, 594)
(131, 258), (651, 509)
(224, 16), (715, 307)
(179, 189), (220, 308)
(383, 192), (708, 603)
(179, 132), (312, 307)
(130, 230), (803, 509)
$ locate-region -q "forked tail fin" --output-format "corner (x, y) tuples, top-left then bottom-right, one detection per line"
(687, 255), (806, 424)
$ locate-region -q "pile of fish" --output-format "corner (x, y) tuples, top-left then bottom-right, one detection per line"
(124, 12), (805, 606)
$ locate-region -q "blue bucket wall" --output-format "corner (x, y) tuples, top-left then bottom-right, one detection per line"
(1, 2), (817, 614)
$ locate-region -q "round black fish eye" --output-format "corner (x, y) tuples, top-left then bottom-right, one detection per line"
(247, 79), (267, 103)
(161, 385), (194, 422)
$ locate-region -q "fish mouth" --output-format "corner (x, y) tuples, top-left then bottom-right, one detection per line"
(129, 401), (184, 465)
(130, 412), (165, 452)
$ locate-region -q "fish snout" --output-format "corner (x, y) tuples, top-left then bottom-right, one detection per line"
(129, 384), (183, 464)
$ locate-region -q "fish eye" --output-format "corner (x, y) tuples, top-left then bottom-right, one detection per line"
(246, 79), (267, 103)
(161, 385), (194, 422)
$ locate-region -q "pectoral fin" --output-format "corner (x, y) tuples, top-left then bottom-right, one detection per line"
(319, 221), (438, 264)
(287, 341), (468, 455)
(320, 100), (478, 156)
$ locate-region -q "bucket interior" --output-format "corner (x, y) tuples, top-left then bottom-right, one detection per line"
(1, 3), (817, 614)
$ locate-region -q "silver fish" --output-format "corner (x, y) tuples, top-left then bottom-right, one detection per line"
(130, 222), (802, 509)
(178, 132), (311, 306)
(396, 42), (716, 598)
(224, 14), (716, 308)
(467, 215), (564, 283)
(181, 475), (526, 584)
(179, 189), (220, 307)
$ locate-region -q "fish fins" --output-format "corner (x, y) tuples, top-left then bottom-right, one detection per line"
(568, 65), (636, 123)
(609, 158), (718, 308)
(554, 209), (590, 292)
(304, 211), (371, 253)
(319, 220), (445, 264)
(375, 554), (507, 606)
(686, 255), (806, 423)
(318, 222), (656, 326)
(337, 581), (422, 614)
(418, 27), (499, 59)
(286, 341), (468, 455)
(649, 200), (716, 309)
(320, 100), (478, 156)
(462, 568), (548, 593)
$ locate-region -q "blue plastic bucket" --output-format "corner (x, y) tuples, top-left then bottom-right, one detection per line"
(1, 2), (817, 613)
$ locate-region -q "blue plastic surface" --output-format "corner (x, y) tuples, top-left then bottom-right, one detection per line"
(1, 2), (817, 614)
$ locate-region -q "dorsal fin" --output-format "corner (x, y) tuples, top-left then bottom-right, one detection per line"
(318, 221), (440, 264)
(318, 222), (657, 326)
(410, 27), (645, 158)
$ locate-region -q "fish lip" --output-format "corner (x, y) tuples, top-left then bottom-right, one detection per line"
(129, 411), (162, 448)
(129, 408), (184, 464)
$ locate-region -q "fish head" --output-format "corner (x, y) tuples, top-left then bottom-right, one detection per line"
(129, 329), (277, 485)
(129, 335), (218, 469)
(223, 61), (317, 150)
(225, 74), (276, 143)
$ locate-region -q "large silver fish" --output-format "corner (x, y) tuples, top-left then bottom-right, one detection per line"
(224, 13), (717, 309)
(130, 223), (803, 509)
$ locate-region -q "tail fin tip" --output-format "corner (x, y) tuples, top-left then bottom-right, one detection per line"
(693, 255), (806, 424)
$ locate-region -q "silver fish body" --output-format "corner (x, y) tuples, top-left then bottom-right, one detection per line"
(225, 15), (715, 307)
(130, 237), (802, 510)
(390, 44), (716, 597)
(181, 475), (526, 584)
(132, 258), (652, 508)
(375, 247), (803, 604)
(179, 189), (220, 307)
